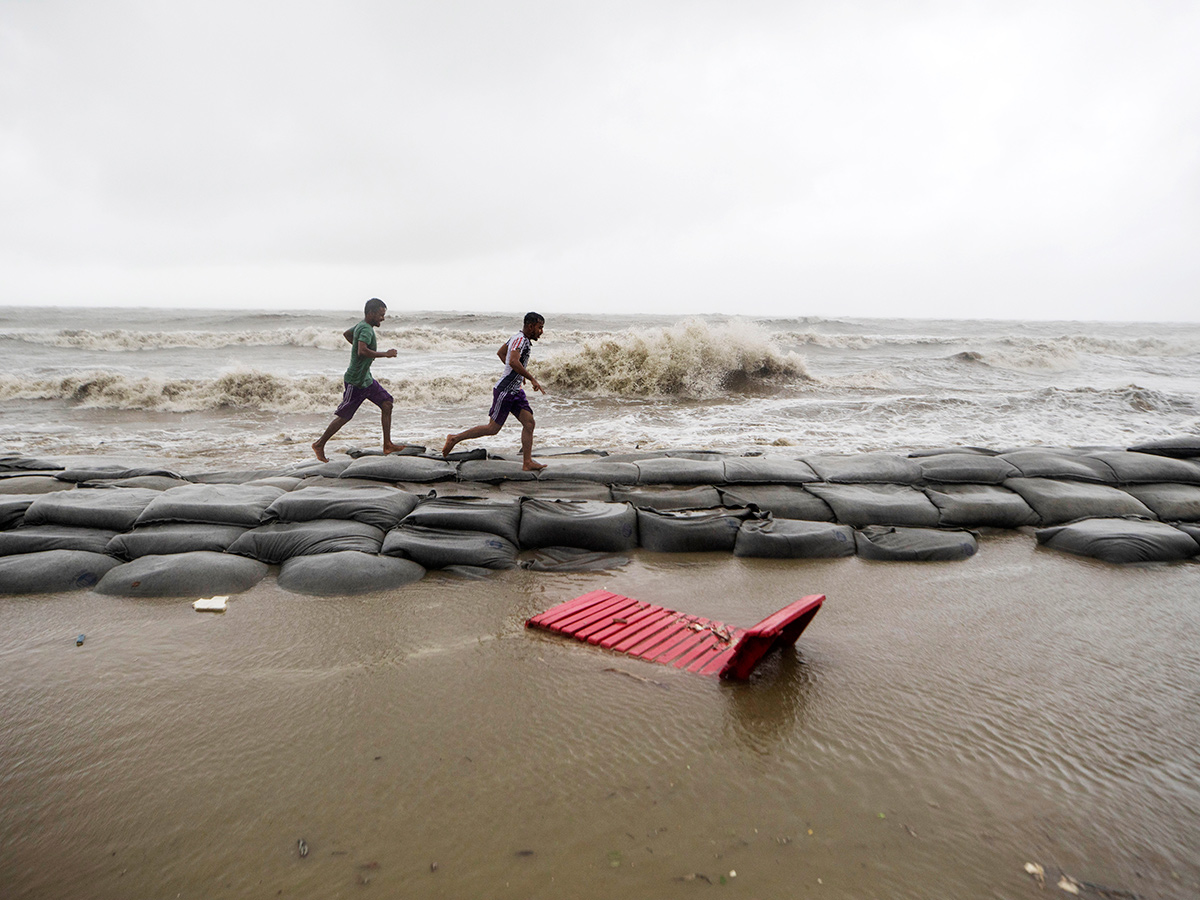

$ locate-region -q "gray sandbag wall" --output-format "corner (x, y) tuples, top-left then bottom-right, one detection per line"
(4, 440), (1200, 596)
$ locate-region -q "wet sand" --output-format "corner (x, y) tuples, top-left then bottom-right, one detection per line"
(1, 531), (1198, 899)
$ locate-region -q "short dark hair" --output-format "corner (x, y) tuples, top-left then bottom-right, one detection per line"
(524, 311), (544, 326)
(365, 297), (387, 316)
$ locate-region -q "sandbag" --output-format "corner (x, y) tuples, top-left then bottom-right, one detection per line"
(1003, 478), (1154, 526)
(610, 485), (723, 511)
(78, 475), (190, 491)
(402, 481), (501, 497)
(262, 484), (420, 530)
(997, 448), (1112, 483)
(922, 483), (1039, 528)
(498, 481), (614, 501)
(1121, 483), (1200, 522)
(802, 453), (922, 484)
(908, 446), (998, 457)
(636, 507), (756, 552)
(456, 459), (538, 482)
(400, 496), (522, 544)
(913, 453), (1020, 484)
(441, 447), (487, 462)
(519, 547), (632, 572)
(720, 456), (818, 484)
(717, 485), (833, 521)
(1127, 436), (1200, 459)
(293, 459), (356, 479)
(0, 495), (38, 529)
(1082, 450), (1200, 485)
(733, 518), (856, 558)
(134, 483), (286, 528)
(0, 525), (119, 556)
(244, 476), (303, 491)
(0, 456), (64, 472)
(278, 551), (426, 595)
(0, 550), (120, 594)
(535, 460), (640, 484)
(662, 449), (733, 461)
(634, 457), (727, 485)
(1035, 518), (1199, 563)
(1176, 523), (1200, 543)
(381, 525), (517, 569)
(517, 499), (638, 551)
(53, 464), (183, 483)
(106, 524), (248, 559)
(528, 447), (610, 458)
(339, 455), (455, 483)
(854, 525), (978, 561)
(804, 483), (940, 527)
(188, 467), (311, 483)
(226, 519), (385, 563)
(0, 476), (76, 495)
(346, 445), (434, 458)
(95, 551), (269, 597)
(23, 488), (161, 531)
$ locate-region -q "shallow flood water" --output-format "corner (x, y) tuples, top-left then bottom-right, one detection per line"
(1, 532), (1198, 899)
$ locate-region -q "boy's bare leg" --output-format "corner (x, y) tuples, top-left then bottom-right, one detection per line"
(517, 409), (545, 471)
(312, 416), (349, 463)
(379, 401), (406, 455)
(442, 421), (502, 457)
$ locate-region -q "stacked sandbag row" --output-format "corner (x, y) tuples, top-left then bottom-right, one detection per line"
(2, 436), (1200, 596)
(0, 482), (978, 599)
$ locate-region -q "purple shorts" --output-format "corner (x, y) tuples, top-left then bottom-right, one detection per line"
(488, 388), (532, 426)
(334, 380), (393, 420)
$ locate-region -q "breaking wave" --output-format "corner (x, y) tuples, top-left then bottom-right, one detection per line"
(0, 370), (494, 413)
(540, 320), (811, 399)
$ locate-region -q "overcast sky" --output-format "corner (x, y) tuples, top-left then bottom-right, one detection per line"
(2, 1), (1198, 320)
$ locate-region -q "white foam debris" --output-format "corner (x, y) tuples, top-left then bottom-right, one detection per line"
(193, 595), (228, 612)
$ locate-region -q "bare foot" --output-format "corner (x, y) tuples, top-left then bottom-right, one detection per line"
(312, 441), (328, 463)
(523, 460), (547, 471)
(441, 434), (457, 458)
(383, 443), (407, 455)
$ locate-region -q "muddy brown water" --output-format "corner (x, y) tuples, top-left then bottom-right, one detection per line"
(1, 532), (1197, 899)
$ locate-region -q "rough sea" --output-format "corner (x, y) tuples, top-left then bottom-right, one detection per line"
(2, 305), (1198, 467)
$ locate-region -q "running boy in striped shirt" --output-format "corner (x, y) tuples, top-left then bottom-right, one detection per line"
(442, 312), (546, 471)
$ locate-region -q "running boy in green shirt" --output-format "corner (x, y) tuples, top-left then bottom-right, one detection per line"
(312, 298), (406, 462)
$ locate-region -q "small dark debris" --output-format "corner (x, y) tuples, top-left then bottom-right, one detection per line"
(515, 849), (535, 857)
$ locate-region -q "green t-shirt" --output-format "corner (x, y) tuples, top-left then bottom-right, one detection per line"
(343, 320), (377, 387)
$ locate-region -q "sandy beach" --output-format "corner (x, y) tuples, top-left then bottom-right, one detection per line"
(2, 526), (1197, 899)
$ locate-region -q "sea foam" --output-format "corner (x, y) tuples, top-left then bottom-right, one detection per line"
(0, 370), (494, 413)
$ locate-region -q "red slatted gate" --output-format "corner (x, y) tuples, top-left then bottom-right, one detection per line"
(526, 590), (824, 680)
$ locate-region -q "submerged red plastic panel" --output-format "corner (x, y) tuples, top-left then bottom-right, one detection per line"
(526, 590), (824, 680)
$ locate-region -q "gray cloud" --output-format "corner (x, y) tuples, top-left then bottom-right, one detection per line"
(2, 0), (1198, 319)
